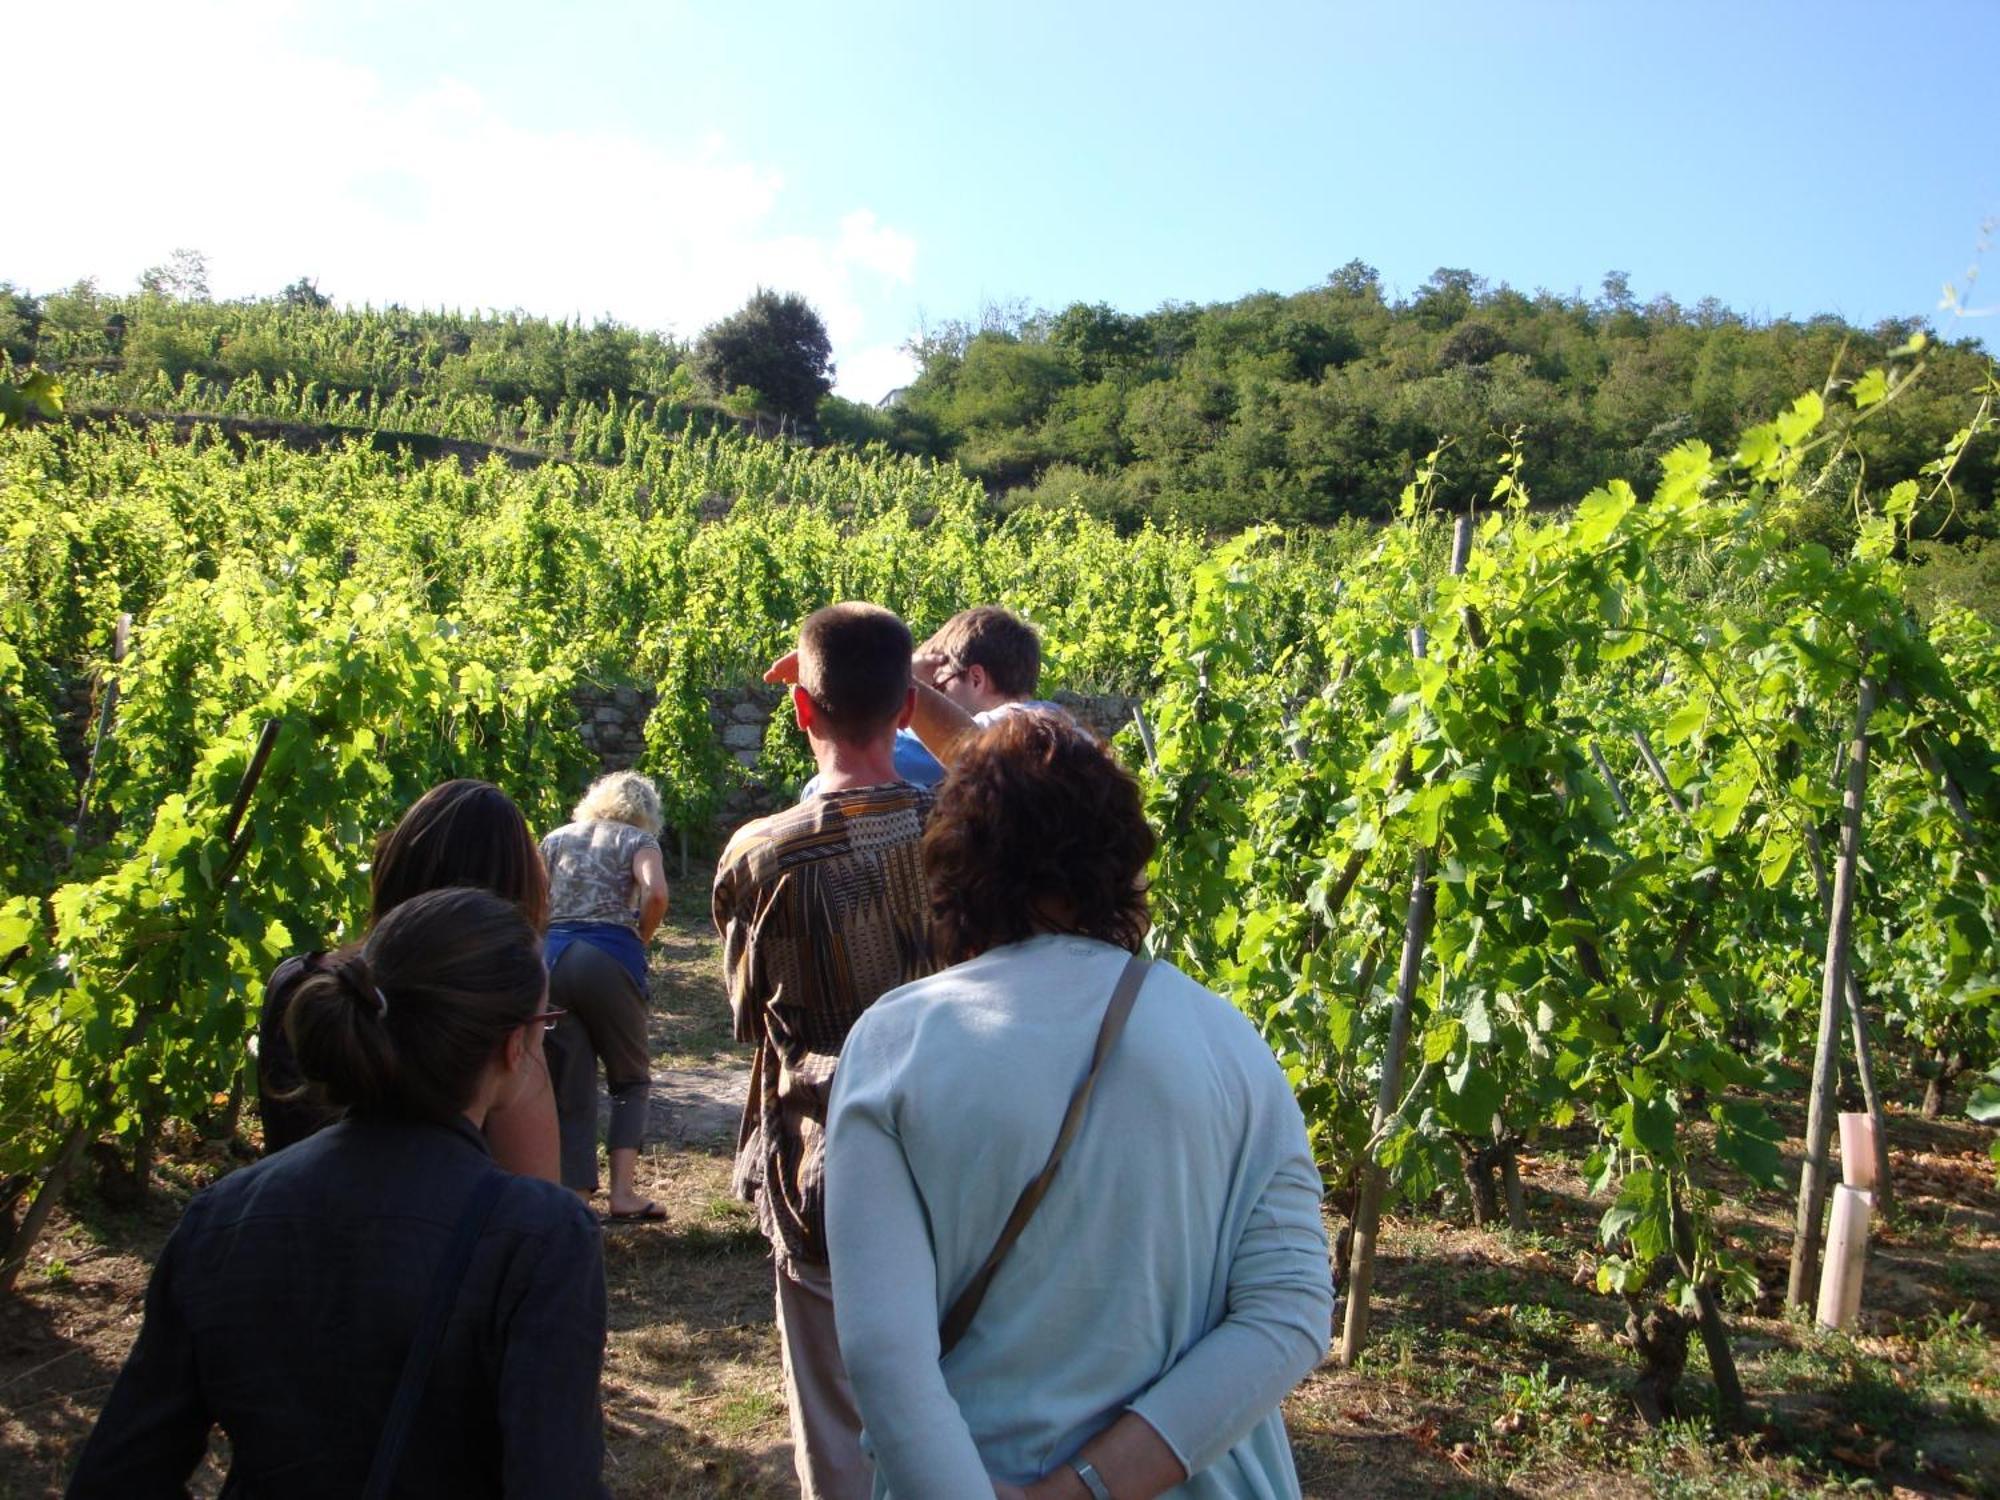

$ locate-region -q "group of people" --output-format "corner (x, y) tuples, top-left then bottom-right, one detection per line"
(66, 605), (1334, 1500)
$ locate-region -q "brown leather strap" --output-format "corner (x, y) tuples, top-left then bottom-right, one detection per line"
(938, 951), (1151, 1357)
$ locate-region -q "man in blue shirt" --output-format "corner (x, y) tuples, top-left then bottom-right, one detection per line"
(800, 606), (1066, 800)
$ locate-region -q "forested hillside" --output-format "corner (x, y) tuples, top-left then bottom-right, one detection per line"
(880, 265), (1998, 535)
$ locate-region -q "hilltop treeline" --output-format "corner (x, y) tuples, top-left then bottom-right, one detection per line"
(6, 265), (1996, 548)
(863, 265), (1997, 534)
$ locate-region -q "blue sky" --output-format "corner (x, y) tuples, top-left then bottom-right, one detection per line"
(14, 1), (1997, 398)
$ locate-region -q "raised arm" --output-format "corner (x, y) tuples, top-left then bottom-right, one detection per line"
(907, 686), (979, 769)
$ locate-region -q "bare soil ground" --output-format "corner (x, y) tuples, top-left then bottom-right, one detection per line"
(3, 877), (1995, 1498)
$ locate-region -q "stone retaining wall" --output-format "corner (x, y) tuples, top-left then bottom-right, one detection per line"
(574, 682), (658, 768)
(574, 681), (1146, 830)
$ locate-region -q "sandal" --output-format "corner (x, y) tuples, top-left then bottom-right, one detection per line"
(604, 1201), (668, 1223)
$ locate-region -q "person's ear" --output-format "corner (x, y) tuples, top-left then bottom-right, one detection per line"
(492, 1026), (533, 1109)
(495, 1026), (526, 1091)
(896, 685), (916, 730)
(966, 664), (990, 699)
(793, 684), (816, 733)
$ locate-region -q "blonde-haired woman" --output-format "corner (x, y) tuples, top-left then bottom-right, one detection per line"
(541, 771), (670, 1219)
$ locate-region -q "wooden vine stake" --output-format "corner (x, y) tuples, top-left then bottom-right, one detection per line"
(1787, 677), (1877, 1309)
(1337, 840), (1434, 1366)
(1796, 810), (1896, 1216)
(71, 611), (132, 834)
(1338, 519), (1472, 1365)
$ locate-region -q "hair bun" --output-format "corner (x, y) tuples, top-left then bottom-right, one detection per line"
(286, 888), (542, 1122)
(331, 955), (388, 1019)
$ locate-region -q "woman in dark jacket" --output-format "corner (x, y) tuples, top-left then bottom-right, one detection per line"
(70, 887), (608, 1499)
(256, 778), (560, 1180)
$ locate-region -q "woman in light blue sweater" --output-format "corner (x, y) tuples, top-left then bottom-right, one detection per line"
(825, 713), (1332, 1499)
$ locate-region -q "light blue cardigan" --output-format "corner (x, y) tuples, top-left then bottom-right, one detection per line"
(825, 935), (1332, 1498)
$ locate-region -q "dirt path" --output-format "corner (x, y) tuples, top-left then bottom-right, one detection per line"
(596, 868), (794, 1494)
(646, 1064), (748, 1149)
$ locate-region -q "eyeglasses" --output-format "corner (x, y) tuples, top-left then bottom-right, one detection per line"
(526, 1007), (567, 1033)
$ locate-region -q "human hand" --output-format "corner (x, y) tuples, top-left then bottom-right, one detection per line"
(764, 650), (799, 685)
(912, 649), (953, 690)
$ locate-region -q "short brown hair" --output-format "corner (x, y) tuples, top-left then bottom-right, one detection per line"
(923, 713), (1154, 963)
(798, 602), (913, 741)
(924, 606), (1041, 699)
(287, 887), (546, 1123)
(371, 779), (548, 933)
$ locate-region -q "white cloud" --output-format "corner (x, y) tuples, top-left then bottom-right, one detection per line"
(838, 212), (919, 284)
(8, 0), (916, 400)
(837, 344), (921, 407)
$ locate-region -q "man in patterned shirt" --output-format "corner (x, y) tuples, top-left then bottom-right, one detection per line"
(713, 602), (936, 1500)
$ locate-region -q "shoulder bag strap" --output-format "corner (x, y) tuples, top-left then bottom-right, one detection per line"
(362, 1169), (510, 1500)
(938, 951), (1151, 1358)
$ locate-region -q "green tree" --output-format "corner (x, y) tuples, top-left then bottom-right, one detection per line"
(279, 277), (331, 310)
(1410, 267), (1482, 330)
(564, 319), (637, 403)
(1327, 259), (1383, 299)
(138, 248), (211, 302)
(1049, 301), (1151, 380)
(693, 289), (834, 425)
(0, 285), (40, 363)
(1437, 319), (1505, 369)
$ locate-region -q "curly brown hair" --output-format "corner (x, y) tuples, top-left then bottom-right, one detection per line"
(923, 711), (1155, 963)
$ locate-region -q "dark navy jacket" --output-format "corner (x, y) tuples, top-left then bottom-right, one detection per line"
(67, 1116), (608, 1499)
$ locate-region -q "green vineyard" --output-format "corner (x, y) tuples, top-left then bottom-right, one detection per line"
(1, 327), (1997, 1487)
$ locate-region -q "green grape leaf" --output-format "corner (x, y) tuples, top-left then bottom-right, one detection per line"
(1571, 482), (1635, 549)
(1661, 702), (1706, 746)
(1463, 995), (1493, 1045)
(1714, 1100), (1785, 1188)
(1851, 369), (1889, 410)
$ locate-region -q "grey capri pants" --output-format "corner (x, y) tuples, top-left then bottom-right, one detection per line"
(544, 939), (652, 1192)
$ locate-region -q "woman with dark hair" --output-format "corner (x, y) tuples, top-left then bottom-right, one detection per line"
(69, 887), (608, 1498)
(824, 714), (1332, 1500)
(255, 778), (560, 1179)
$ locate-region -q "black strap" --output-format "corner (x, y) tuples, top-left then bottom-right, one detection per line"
(362, 1170), (509, 1500)
(938, 952), (1150, 1357)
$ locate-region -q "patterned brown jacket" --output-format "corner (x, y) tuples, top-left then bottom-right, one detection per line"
(712, 782), (935, 1264)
